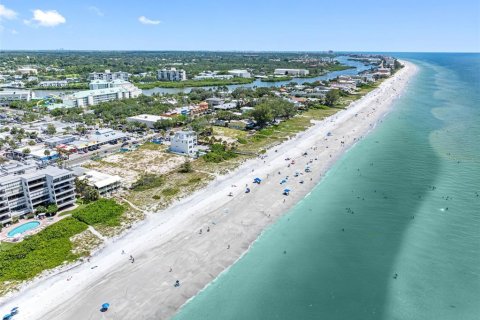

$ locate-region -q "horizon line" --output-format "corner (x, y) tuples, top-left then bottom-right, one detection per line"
(0, 49), (479, 54)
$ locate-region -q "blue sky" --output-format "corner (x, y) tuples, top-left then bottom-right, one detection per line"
(0, 0), (479, 52)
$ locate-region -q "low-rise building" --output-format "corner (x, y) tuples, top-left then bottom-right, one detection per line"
(214, 102), (237, 110)
(127, 114), (170, 129)
(38, 80), (68, 88)
(63, 84), (142, 107)
(157, 68), (187, 81)
(205, 97), (225, 107)
(0, 161), (76, 224)
(169, 131), (197, 156)
(193, 71), (234, 80)
(74, 168), (122, 196)
(44, 135), (76, 148)
(0, 90), (34, 106)
(274, 68), (310, 76)
(13, 145), (60, 163)
(70, 129), (127, 152)
(17, 67), (38, 75)
(88, 70), (129, 81)
(228, 69), (251, 78)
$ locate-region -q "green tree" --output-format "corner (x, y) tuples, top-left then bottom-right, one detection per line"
(44, 149), (51, 156)
(46, 204), (58, 216)
(22, 148), (31, 154)
(153, 119), (174, 131)
(74, 178), (100, 203)
(250, 103), (273, 127)
(35, 205), (47, 213)
(325, 89), (340, 107)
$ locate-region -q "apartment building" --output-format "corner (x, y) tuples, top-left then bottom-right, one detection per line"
(0, 90), (33, 106)
(38, 80), (68, 88)
(88, 70), (130, 81)
(0, 161), (76, 225)
(157, 68), (187, 81)
(63, 84), (142, 107)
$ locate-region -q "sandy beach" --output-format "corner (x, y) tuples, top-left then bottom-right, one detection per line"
(0, 61), (417, 320)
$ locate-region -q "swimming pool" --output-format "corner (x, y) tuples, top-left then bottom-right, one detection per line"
(7, 221), (41, 237)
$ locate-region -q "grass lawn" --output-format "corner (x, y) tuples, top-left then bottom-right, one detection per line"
(0, 217), (88, 282)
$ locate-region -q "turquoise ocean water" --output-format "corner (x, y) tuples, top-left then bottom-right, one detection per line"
(174, 53), (480, 320)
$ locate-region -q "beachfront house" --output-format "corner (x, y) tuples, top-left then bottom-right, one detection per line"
(169, 130), (198, 157)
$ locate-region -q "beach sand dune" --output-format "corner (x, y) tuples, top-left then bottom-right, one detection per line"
(0, 61), (417, 320)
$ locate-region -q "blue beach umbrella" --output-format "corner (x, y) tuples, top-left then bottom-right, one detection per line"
(100, 303), (110, 312)
(2, 314), (12, 320)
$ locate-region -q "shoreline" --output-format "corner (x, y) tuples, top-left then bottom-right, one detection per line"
(0, 61), (418, 320)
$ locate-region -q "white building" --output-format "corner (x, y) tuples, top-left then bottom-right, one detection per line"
(193, 71), (234, 80)
(126, 114), (170, 129)
(0, 161), (76, 225)
(169, 131), (197, 156)
(38, 80), (68, 88)
(88, 70), (129, 81)
(74, 169), (122, 196)
(89, 79), (133, 90)
(274, 69), (310, 76)
(17, 67), (38, 75)
(228, 69), (251, 78)
(0, 90), (34, 106)
(63, 84), (142, 107)
(214, 102), (237, 110)
(157, 68), (187, 81)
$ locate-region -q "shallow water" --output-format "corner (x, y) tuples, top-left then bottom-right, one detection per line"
(174, 53), (480, 320)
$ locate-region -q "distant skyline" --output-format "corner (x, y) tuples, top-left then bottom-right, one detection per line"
(0, 0), (479, 52)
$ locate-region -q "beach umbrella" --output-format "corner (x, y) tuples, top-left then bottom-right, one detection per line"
(2, 314), (12, 320)
(100, 303), (110, 312)
(280, 179), (286, 184)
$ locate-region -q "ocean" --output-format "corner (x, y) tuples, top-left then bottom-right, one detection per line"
(174, 53), (480, 320)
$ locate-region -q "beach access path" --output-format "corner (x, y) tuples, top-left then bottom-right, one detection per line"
(0, 61), (417, 320)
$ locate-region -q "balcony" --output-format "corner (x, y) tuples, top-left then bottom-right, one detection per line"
(28, 178), (47, 188)
(29, 183), (48, 193)
(53, 175), (74, 184)
(55, 187), (74, 197)
(29, 189), (50, 200)
(54, 180), (74, 190)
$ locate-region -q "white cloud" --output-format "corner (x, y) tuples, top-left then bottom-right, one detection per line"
(88, 6), (104, 17)
(0, 4), (17, 20)
(11, 29), (18, 35)
(25, 9), (66, 27)
(138, 16), (160, 25)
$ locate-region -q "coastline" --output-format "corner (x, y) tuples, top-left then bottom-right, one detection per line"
(0, 61), (418, 320)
